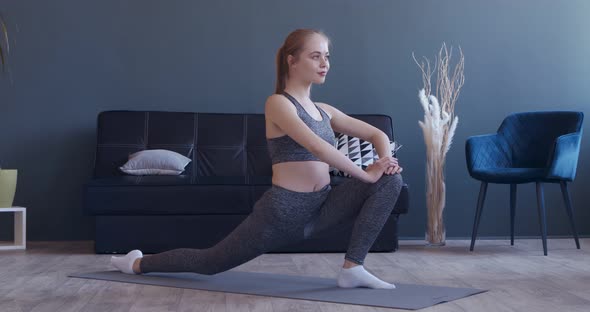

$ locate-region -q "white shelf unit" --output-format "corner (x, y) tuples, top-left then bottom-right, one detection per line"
(0, 206), (26, 250)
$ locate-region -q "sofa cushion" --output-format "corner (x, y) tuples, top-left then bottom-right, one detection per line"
(93, 111), (395, 184)
(84, 184), (252, 215)
(84, 176), (409, 216)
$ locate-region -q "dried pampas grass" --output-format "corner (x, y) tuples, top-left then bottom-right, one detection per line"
(413, 42), (464, 245)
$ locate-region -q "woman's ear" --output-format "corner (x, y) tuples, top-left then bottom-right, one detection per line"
(287, 54), (297, 68)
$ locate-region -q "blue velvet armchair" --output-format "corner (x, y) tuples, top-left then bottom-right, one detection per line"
(465, 111), (583, 256)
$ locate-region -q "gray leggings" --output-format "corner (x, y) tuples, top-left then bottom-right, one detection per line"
(140, 173), (404, 275)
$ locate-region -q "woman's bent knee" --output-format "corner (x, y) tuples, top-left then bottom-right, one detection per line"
(379, 172), (403, 187)
(365, 173), (403, 197)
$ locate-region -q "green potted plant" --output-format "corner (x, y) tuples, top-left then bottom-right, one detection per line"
(0, 12), (17, 208)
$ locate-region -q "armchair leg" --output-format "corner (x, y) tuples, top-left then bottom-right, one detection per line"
(535, 182), (548, 256)
(559, 181), (581, 249)
(470, 181), (488, 251)
(510, 184), (517, 246)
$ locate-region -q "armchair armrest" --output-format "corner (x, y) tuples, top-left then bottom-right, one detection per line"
(546, 132), (582, 181)
(465, 133), (511, 175)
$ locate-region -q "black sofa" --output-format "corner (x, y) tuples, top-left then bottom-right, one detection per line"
(83, 110), (409, 254)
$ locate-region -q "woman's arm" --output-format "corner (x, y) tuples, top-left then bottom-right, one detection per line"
(266, 95), (371, 182)
(370, 132), (393, 159)
(317, 102), (391, 158)
(318, 102), (400, 175)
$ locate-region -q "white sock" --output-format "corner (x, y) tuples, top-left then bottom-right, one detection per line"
(337, 265), (396, 289)
(110, 249), (143, 274)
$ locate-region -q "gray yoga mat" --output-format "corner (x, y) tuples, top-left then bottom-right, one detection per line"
(69, 270), (487, 310)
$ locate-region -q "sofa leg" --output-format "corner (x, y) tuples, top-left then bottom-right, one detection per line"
(535, 182), (548, 256)
(560, 181), (581, 249)
(510, 184), (517, 246)
(470, 181), (488, 251)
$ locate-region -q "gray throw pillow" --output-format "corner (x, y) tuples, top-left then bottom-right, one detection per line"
(119, 149), (192, 175)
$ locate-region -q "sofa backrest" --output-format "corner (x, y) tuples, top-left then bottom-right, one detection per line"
(93, 110), (395, 184)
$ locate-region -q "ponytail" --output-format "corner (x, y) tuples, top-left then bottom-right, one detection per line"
(275, 45), (288, 94)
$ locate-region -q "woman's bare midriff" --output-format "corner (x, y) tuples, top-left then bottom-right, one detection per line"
(271, 161), (331, 193)
(266, 101), (333, 193)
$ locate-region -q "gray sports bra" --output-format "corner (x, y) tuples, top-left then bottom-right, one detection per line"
(266, 91), (336, 165)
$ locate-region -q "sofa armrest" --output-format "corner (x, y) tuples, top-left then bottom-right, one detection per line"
(392, 183), (409, 215)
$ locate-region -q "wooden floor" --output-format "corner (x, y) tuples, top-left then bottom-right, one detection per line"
(0, 239), (589, 312)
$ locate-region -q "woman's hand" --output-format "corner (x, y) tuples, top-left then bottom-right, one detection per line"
(384, 156), (403, 175)
(385, 164), (403, 175)
(363, 156), (400, 183)
(373, 155), (402, 176)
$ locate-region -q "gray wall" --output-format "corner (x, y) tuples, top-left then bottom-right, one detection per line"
(1, 0), (588, 242)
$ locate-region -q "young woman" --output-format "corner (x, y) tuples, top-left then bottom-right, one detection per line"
(111, 28), (404, 289)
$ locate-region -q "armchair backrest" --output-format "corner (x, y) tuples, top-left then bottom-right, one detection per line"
(497, 111), (583, 168)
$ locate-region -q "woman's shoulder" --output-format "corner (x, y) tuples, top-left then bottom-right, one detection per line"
(266, 93), (289, 105)
(314, 102), (333, 120)
(265, 94), (297, 120)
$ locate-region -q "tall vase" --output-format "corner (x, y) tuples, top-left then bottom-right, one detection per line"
(425, 157), (446, 246)
(0, 169), (18, 208)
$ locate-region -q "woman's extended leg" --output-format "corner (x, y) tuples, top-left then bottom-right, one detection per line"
(134, 184), (331, 275)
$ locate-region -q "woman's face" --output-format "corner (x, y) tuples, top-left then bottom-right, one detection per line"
(288, 33), (330, 84)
